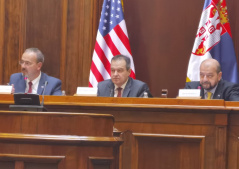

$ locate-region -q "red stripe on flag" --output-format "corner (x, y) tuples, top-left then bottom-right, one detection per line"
(104, 34), (120, 56)
(90, 61), (104, 82)
(223, 22), (232, 37)
(89, 82), (93, 87)
(114, 25), (132, 55)
(94, 41), (111, 75)
(130, 70), (136, 79)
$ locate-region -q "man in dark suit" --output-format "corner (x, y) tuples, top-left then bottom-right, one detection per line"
(97, 55), (152, 97)
(9, 48), (62, 95)
(185, 58), (239, 101)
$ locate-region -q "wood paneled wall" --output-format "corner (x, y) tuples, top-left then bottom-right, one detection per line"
(0, 0), (238, 97)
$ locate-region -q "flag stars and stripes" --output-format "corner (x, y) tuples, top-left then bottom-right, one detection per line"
(98, 0), (124, 36)
(89, 0), (136, 87)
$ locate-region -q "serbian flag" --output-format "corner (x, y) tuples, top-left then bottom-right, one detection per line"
(89, 0), (135, 87)
(186, 0), (238, 83)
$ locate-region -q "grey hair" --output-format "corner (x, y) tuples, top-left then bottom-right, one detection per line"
(24, 48), (44, 63)
(111, 55), (131, 70)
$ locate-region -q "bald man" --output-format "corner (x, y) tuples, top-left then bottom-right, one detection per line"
(185, 58), (239, 101)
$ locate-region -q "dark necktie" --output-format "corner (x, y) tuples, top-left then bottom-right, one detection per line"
(28, 81), (33, 93)
(117, 87), (122, 97)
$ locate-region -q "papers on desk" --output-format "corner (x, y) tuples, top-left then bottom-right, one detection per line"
(75, 87), (97, 96)
(0, 85), (12, 94)
(177, 89), (201, 99)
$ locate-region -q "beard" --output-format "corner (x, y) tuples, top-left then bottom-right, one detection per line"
(201, 81), (216, 90)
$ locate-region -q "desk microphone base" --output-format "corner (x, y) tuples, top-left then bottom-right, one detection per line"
(9, 105), (47, 112)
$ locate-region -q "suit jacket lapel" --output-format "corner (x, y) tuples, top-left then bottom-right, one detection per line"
(37, 73), (46, 95)
(200, 87), (205, 99)
(19, 74), (26, 93)
(122, 78), (131, 97)
(213, 80), (222, 99)
(108, 80), (115, 97)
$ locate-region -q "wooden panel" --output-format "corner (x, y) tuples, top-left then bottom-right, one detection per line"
(60, 0), (68, 91)
(215, 127), (227, 169)
(132, 134), (204, 169)
(3, 0), (22, 83)
(0, 111), (122, 169)
(64, 0), (99, 95)
(25, 0), (62, 77)
(0, 111), (114, 136)
(227, 0), (239, 65)
(89, 157), (114, 169)
(0, 0), (5, 84)
(15, 161), (24, 169)
(0, 161), (14, 169)
(24, 162), (57, 169)
(0, 154), (65, 163)
(226, 108), (239, 169)
(0, 154), (64, 169)
(123, 0), (205, 97)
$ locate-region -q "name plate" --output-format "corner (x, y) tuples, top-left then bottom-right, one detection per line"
(0, 85), (12, 94)
(76, 87), (97, 96)
(178, 89), (201, 98)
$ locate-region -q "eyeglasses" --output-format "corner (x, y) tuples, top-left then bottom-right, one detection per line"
(19, 60), (33, 66)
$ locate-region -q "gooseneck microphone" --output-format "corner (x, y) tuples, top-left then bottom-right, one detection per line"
(110, 89), (114, 97)
(41, 81), (48, 106)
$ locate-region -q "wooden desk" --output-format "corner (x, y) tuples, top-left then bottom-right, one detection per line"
(0, 110), (122, 169)
(224, 102), (239, 169)
(1, 95), (239, 169)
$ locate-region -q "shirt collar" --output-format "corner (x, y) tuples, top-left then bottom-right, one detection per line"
(26, 72), (41, 86)
(204, 83), (218, 96)
(114, 78), (129, 90)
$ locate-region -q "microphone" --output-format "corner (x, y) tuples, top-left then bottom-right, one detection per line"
(110, 89), (114, 97)
(41, 81), (48, 106)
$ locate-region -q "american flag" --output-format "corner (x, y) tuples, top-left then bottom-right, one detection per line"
(89, 0), (135, 87)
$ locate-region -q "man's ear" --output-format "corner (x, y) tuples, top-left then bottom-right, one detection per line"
(218, 71), (222, 80)
(128, 68), (131, 75)
(37, 62), (43, 70)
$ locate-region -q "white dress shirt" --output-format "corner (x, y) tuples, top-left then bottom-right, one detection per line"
(25, 72), (41, 94)
(114, 78), (129, 97)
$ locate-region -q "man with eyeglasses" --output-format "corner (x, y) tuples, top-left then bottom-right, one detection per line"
(9, 48), (62, 95)
(184, 58), (239, 101)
